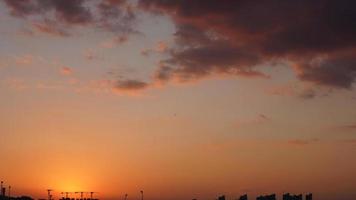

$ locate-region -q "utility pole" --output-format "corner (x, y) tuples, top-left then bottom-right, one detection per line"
(8, 186), (11, 198)
(1, 181), (3, 196)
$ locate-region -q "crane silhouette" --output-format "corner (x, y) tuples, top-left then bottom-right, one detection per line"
(61, 192), (76, 199)
(74, 191), (98, 200)
(75, 192), (84, 199)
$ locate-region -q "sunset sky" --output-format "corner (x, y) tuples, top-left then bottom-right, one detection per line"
(0, 1), (356, 200)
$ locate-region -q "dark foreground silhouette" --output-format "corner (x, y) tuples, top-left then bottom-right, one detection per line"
(2, 180), (312, 200)
(0, 196), (33, 200)
(216, 193), (312, 200)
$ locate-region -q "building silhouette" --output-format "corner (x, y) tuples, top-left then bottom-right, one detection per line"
(256, 194), (276, 200)
(239, 194), (248, 200)
(1, 188), (5, 197)
(306, 193), (312, 200)
(283, 193), (303, 200)
(0, 196), (33, 200)
(218, 195), (226, 200)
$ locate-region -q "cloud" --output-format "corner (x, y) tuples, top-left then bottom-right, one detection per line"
(141, 41), (169, 56)
(298, 88), (316, 99)
(340, 139), (356, 144)
(155, 41), (168, 53)
(83, 49), (98, 60)
(235, 114), (271, 128)
(140, 0), (356, 89)
(296, 52), (356, 89)
(140, 48), (151, 56)
(60, 66), (73, 75)
(266, 82), (330, 99)
(154, 39), (267, 82)
(77, 79), (150, 95)
(5, 0), (356, 92)
(3, 78), (28, 91)
(4, 0), (137, 36)
(99, 35), (128, 48)
(3, 0), (39, 17)
(97, 0), (137, 34)
(266, 85), (296, 97)
(4, 0), (93, 24)
(31, 20), (70, 37)
(36, 82), (65, 90)
(113, 79), (149, 91)
(335, 123), (356, 131)
(14, 54), (33, 65)
(288, 138), (319, 146)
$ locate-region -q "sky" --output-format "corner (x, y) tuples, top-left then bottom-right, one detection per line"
(0, 0), (356, 200)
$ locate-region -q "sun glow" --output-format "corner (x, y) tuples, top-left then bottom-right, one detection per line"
(48, 168), (92, 193)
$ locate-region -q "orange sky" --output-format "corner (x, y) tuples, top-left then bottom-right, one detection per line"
(0, 1), (356, 200)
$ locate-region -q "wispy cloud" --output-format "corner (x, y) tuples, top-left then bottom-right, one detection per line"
(99, 36), (128, 49)
(60, 66), (73, 76)
(31, 20), (70, 37)
(266, 82), (330, 99)
(340, 139), (356, 144)
(141, 41), (169, 56)
(3, 78), (28, 91)
(235, 114), (271, 128)
(288, 138), (319, 146)
(334, 123), (356, 132)
(14, 54), (34, 65)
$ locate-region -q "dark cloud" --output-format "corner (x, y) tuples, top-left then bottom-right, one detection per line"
(140, 0), (356, 88)
(4, 0), (137, 36)
(4, 0), (39, 17)
(154, 29), (267, 82)
(297, 52), (356, 88)
(49, 0), (93, 24)
(4, 0), (93, 24)
(97, 0), (137, 34)
(5, 0), (356, 89)
(114, 79), (149, 91)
